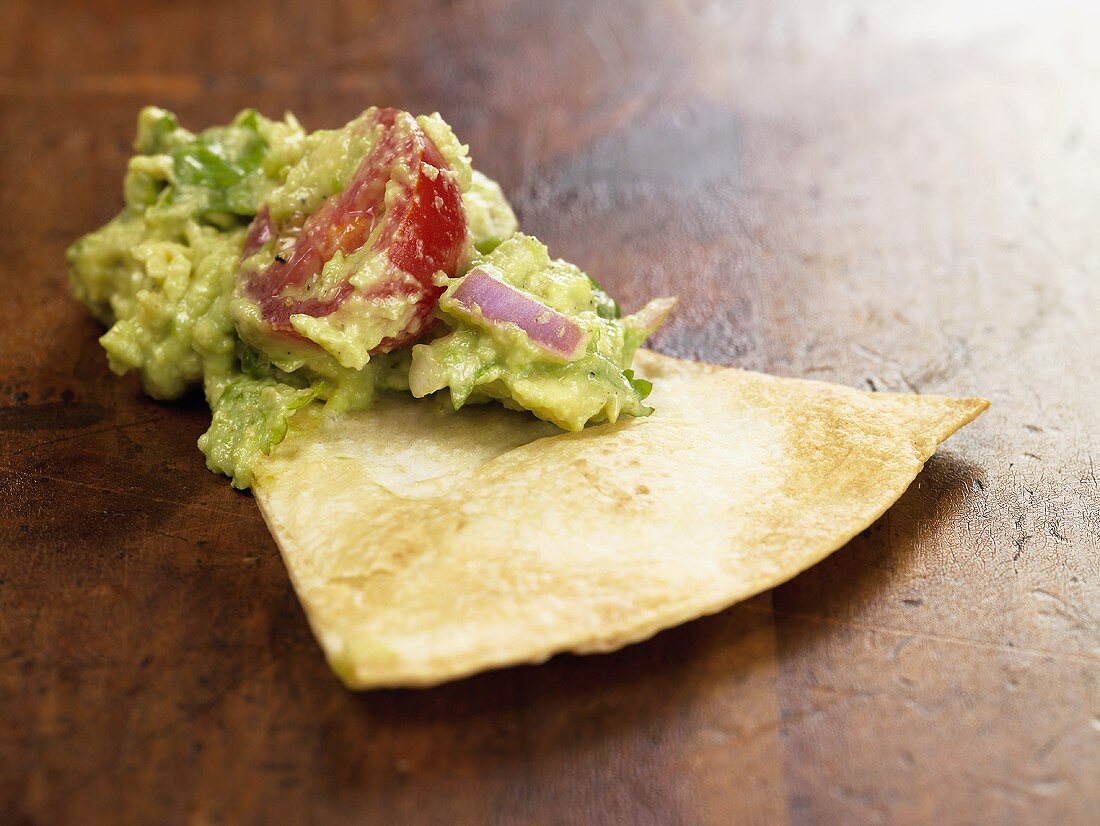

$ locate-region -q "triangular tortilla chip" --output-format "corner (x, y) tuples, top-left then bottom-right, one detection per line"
(254, 351), (987, 689)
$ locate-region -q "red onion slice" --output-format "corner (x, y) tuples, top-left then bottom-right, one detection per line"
(449, 266), (589, 361)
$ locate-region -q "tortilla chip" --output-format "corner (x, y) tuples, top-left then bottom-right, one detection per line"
(253, 351), (987, 689)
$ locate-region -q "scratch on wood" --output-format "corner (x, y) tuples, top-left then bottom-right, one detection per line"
(7, 414), (166, 458)
(965, 769), (1069, 803)
(887, 636), (915, 662)
(2, 467), (261, 522)
(757, 606), (1099, 666)
(1028, 588), (1093, 630)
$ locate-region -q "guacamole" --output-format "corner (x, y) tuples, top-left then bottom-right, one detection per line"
(68, 107), (675, 488)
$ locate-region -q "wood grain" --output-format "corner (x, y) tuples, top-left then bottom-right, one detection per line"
(1, 1), (1096, 823)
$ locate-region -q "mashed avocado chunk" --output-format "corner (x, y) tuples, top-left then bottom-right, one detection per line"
(409, 235), (673, 430)
(68, 107), (674, 488)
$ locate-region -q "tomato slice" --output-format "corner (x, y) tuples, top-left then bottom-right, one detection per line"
(238, 108), (467, 354)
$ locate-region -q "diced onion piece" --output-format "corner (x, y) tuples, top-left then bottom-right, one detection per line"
(630, 296), (678, 336)
(450, 266), (589, 361)
(407, 347), (447, 398)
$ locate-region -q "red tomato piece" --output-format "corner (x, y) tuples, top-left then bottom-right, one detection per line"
(238, 108), (467, 354)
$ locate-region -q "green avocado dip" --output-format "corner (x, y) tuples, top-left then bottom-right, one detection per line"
(68, 106), (676, 488)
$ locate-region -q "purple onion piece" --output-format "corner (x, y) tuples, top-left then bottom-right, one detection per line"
(450, 267), (589, 361)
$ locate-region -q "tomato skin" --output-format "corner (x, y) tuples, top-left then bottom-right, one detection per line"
(237, 108), (467, 353)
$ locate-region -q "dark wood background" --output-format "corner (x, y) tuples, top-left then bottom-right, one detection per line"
(1, 1), (1097, 823)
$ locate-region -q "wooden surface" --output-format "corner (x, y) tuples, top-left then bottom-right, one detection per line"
(1, 1), (1097, 823)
